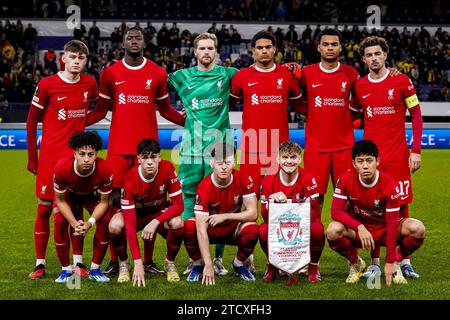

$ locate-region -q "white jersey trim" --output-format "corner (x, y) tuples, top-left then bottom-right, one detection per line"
(74, 160), (96, 178)
(349, 106), (361, 112)
(169, 190), (182, 197)
(98, 189), (113, 195)
(386, 207), (400, 212)
(255, 64), (276, 73)
(243, 192), (256, 199)
(359, 170), (379, 188)
(319, 62), (340, 73)
(289, 93), (302, 100)
(333, 194), (348, 200)
(32, 101), (44, 109)
(122, 58), (147, 70)
(368, 69), (390, 83)
(211, 174), (234, 189)
(156, 93), (169, 100)
(54, 187), (66, 194)
(138, 165), (158, 183)
(310, 193), (320, 199)
(230, 93), (242, 99)
(121, 204), (135, 210)
(194, 211), (209, 216)
(57, 71), (80, 84)
(99, 92), (111, 100)
(280, 170), (299, 187)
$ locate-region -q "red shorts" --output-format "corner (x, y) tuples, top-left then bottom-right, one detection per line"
(379, 159), (413, 205)
(36, 161), (57, 200)
(239, 151), (278, 198)
(107, 154), (137, 189)
(304, 149), (352, 195)
(207, 221), (240, 245)
(135, 212), (167, 238)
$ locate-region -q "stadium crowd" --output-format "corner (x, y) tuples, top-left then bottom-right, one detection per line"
(0, 19), (449, 106)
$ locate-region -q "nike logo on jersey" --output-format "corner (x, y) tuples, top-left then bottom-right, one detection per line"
(115, 81), (125, 85)
(188, 85), (195, 89)
(57, 96), (67, 101)
(248, 82), (258, 86)
(362, 94), (371, 99)
(312, 84), (322, 88)
(400, 196), (409, 200)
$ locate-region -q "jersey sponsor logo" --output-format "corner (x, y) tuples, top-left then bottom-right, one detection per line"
(58, 109), (66, 120)
(248, 82), (258, 86)
(145, 79), (152, 90)
(277, 78), (284, 89)
(388, 88), (394, 100)
(314, 96), (322, 107)
(341, 81), (347, 92)
(367, 105), (395, 117)
(118, 93), (126, 104)
(354, 206), (384, 217)
(57, 108), (86, 120)
(115, 81), (125, 85)
(191, 97), (222, 109)
(57, 96), (67, 101)
(314, 96), (345, 108)
(362, 94), (371, 99)
(118, 93), (149, 105)
(192, 97), (199, 109)
(251, 94), (259, 105)
(312, 84), (322, 88)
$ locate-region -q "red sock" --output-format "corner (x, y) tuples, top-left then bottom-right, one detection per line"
(143, 239), (156, 265)
(110, 232), (128, 262)
(166, 227), (183, 261)
(258, 222), (268, 257)
(53, 212), (71, 267)
(236, 224), (259, 262)
(310, 221), (325, 264)
(397, 235), (424, 261)
(92, 215), (110, 265)
(34, 202), (52, 259)
(183, 220), (201, 261)
(371, 246), (381, 259)
(328, 236), (358, 264)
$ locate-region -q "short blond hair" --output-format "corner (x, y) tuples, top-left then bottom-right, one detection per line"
(193, 33), (218, 49)
(279, 141), (303, 155)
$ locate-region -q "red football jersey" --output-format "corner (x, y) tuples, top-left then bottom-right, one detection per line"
(332, 169), (400, 262)
(230, 64), (301, 154)
(354, 72), (419, 161)
(300, 63), (359, 153)
(31, 72), (98, 162)
(53, 156), (113, 196)
(194, 170), (256, 217)
(260, 168), (320, 222)
(120, 160), (182, 216)
(99, 59), (169, 155)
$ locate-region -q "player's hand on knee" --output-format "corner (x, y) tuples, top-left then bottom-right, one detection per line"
(283, 62), (302, 80)
(202, 265), (215, 286)
(208, 214), (226, 227)
(357, 225), (375, 250)
(142, 220), (159, 240)
(384, 262), (397, 286)
(132, 261), (146, 287)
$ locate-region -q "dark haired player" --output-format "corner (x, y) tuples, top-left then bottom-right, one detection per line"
(108, 139), (184, 287)
(27, 40), (98, 279)
(53, 131), (113, 283)
(86, 27), (185, 275)
(327, 140), (425, 285)
(354, 36), (423, 278)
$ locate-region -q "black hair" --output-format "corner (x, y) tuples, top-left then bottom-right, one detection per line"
(251, 31), (277, 48)
(69, 131), (102, 151)
(318, 28), (343, 44)
(124, 26), (144, 39)
(210, 143), (235, 160)
(137, 139), (160, 155)
(352, 140), (379, 159)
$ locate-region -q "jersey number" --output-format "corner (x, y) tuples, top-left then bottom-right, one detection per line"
(398, 180), (410, 196)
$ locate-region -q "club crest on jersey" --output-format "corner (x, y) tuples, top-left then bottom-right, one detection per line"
(295, 193), (301, 202)
(83, 91), (88, 102)
(277, 78), (284, 89)
(41, 185), (47, 195)
(341, 81), (347, 92)
(234, 195), (240, 205)
(374, 199), (380, 207)
(145, 79), (153, 90)
(277, 210), (303, 245)
(160, 185), (166, 194)
(217, 80), (222, 91)
(388, 89), (394, 100)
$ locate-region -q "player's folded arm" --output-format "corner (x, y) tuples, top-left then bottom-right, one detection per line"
(156, 96), (185, 127)
(331, 195), (361, 229)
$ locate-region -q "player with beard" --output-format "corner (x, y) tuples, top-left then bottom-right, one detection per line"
(86, 27), (185, 278)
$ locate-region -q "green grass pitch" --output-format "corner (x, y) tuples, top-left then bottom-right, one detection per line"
(0, 149), (449, 300)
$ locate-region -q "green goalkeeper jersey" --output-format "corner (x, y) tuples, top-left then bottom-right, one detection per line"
(169, 65), (237, 157)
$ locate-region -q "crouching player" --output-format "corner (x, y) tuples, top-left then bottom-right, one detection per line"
(53, 131), (113, 283)
(183, 143), (259, 285)
(259, 141), (324, 282)
(326, 140), (425, 285)
(108, 139), (184, 287)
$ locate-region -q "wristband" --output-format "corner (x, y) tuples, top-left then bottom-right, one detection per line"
(88, 217), (96, 226)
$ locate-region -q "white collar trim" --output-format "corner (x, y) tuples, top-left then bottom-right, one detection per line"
(74, 159), (95, 178)
(319, 62), (340, 73)
(58, 71), (80, 84)
(138, 165), (158, 183)
(368, 69), (389, 83)
(255, 64), (276, 73)
(122, 58), (147, 70)
(211, 173), (234, 189)
(359, 170), (380, 188)
(279, 170), (299, 187)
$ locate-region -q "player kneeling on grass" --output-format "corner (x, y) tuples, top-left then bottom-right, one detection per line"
(108, 139), (184, 287)
(183, 143), (259, 285)
(326, 140), (425, 286)
(259, 141), (325, 283)
(53, 131), (113, 283)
